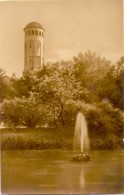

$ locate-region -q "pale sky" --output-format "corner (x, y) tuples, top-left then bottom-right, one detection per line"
(0, 0), (123, 76)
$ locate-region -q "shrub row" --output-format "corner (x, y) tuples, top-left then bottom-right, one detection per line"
(90, 136), (123, 150)
(1, 134), (73, 150)
(1, 133), (123, 150)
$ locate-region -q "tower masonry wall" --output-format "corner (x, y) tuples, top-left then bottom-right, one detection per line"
(24, 26), (44, 72)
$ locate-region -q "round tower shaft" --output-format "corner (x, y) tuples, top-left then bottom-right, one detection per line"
(24, 22), (45, 72)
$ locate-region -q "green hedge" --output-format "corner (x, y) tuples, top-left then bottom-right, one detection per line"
(1, 130), (123, 150)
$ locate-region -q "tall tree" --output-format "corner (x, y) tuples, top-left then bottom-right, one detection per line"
(97, 56), (124, 110)
(12, 71), (36, 98)
(0, 67), (15, 102)
(35, 62), (88, 127)
(73, 51), (111, 102)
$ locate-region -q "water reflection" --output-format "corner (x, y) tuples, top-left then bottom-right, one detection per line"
(80, 167), (85, 188)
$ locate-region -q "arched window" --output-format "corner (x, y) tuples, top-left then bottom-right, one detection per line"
(39, 31), (41, 36)
(30, 41), (33, 48)
(29, 59), (33, 69)
(37, 41), (40, 48)
(32, 30), (34, 35)
(36, 57), (40, 69)
(35, 30), (38, 35)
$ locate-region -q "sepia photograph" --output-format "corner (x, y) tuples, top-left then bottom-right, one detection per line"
(0, 0), (124, 194)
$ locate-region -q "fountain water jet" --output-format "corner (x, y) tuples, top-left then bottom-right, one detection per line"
(73, 112), (90, 161)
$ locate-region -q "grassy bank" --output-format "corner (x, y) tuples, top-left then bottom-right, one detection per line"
(0, 128), (123, 150)
(1, 127), (74, 150)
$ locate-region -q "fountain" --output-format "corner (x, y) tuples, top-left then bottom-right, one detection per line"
(73, 112), (91, 161)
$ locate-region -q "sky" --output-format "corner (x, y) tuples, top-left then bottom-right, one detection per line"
(0, 0), (123, 77)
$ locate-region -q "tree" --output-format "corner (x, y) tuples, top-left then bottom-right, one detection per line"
(86, 101), (123, 138)
(0, 67), (15, 102)
(12, 71), (36, 98)
(96, 56), (124, 110)
(1, 95), (45, 128)
(114, 57), (124, 110)
(19, 95), (44, 128)
(34, 62), (88, 127)
(1, 98), (23, 128)
(73, 51), (111, 102)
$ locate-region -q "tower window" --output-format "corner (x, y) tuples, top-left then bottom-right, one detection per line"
(35, 30), (38, 35)
(29, 58), (33, 69)
(39, 31), (41, 36)
(36, 57), (41, 69)
(28, 31), (30, 35)
(37, 41), (40, 48)
(30, 41), (33, 48)
(32, 30), (34, 35)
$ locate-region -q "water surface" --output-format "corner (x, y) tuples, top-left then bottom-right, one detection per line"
(1, 150), (124, 194)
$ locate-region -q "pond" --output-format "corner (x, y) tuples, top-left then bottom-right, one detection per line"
(1, 150), (124, 194)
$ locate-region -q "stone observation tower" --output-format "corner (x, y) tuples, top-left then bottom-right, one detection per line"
(24, 22), (45, 72)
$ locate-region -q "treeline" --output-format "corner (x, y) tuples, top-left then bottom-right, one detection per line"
(0, 51), (124, 140)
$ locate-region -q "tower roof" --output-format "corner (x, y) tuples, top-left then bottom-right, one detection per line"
(24, 22), (44, 31)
